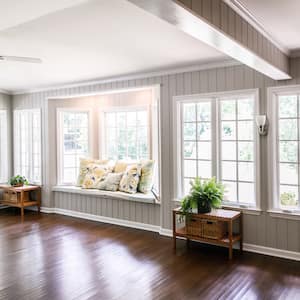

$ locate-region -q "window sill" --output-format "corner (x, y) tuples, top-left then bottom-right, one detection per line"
(173, 198), (261, 215)
(267, 209), (300, 221)
(53, 186), (159, 205)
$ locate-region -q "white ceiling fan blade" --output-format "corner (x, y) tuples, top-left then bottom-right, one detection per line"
(0, 56), (42, 64)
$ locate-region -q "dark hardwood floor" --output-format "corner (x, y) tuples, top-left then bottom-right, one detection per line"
(0, 208), (300, 300)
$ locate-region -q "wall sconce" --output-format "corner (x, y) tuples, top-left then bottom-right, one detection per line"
(255, 115), (268, 136)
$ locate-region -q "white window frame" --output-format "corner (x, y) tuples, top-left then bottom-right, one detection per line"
(100, 105), (151, 161)
(14, 109), (42, 184)
(57, 108), (93, 186)
(0, 110), (8, 183)
(174, 89), (260, 209)
(268, 85), (300, 215)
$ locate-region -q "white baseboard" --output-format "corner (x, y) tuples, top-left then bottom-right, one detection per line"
(38, 206), (300, 261)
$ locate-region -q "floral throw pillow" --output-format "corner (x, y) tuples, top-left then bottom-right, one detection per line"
(119, 164), (142, 194)
(96, 172), (123, 191)
(81, 163), (114, 189)
(138, 160), (155, 194)
(76, 158), (108, 187)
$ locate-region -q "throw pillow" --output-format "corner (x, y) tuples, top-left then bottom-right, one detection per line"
(114, 161), (136, 173)
(81, 163), (113, 189)
(119, 164), (142, 194)
(96, 172), (123, 191)
(76, 158), (108, 187)
(138, 160), (155, 193)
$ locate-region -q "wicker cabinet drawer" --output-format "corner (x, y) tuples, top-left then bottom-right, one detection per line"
(3, 191), (29, 203)
(186, 217), (202, 236)
(202, 220), (227, 240)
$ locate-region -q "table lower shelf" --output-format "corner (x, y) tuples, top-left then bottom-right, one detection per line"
(175, 227), (241, 247)
(0, 201), (40, 208)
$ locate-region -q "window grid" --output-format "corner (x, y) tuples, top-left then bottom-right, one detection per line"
(277, 94), (300, 210)
(179, 94), (257, 207)
(181, 101), (212, 195)
(59, 111), (89, 185)
(14, 110), (41, 184)
(104, 109), (150, 161)
(0, 110), (8, 183)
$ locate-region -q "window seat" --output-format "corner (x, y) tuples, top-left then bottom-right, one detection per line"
(52, 186), (158, 204)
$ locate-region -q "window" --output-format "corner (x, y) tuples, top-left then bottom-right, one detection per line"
(103, 107), (150, 160)
(14, 109), (42, 184)
(0, 110), (8, 183)
(269, 88), (300, 212)
(175, 90), (259, 208)
(57, 109), (91, 185)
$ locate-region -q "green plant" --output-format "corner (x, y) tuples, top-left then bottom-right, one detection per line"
(9, 175), (28, 186)
(181, 177), (225, 215)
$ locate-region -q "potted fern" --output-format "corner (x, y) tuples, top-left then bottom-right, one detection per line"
(181, 177), (224, 214)
(9, 175), (28, 187)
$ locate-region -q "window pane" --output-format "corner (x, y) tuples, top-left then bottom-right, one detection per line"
(279, 95), (297, 118)
(238, 121), (253, 140)
(137, 111), (147, 126)
(238, 142), (254, 161)
(238, 162), (254, 182)
(117, 112), (126, 127)
(238, 99), (254, 120)
(279, 141), (298, 162)
(221, 100), (236, 120)
(279, 119), (297, 140)
(238, 182), (255, 204)
(198, 142), (211, 160)
(222, 141), (236, 160)
(197, 123), (211, 140)
(183, 123), (196, 140)
(223, 181), (237, 202)
(222, 161), (237, 181)
(184, 178), (192, 195)
(0, 111), (8, 183)
(279, 163), (298, 185)
(222, 121), (236, 140)
(183, 103), (196, 122)
(197, 102), (210, 121)
(280, 185), (298, 208)
(198, 161), (211, 179)
(184, 160), (197, 178)
(184, 142), (196, 159)
(106, 113), (115, 127)
(64, 168), (77, 184)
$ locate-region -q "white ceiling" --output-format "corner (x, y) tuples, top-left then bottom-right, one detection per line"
(239, 0), (300, 51)
(0, 0), (226, 93)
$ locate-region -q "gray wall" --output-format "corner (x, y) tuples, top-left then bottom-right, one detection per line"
(12, 58), (300, 253)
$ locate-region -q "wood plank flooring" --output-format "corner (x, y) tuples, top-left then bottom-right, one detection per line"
(0, 208), (300, 300)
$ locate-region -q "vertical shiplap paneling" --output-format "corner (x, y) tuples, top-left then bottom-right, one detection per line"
(12, 58), (300, 253)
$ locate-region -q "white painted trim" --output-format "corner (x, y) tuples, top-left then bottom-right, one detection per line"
(11, 59), (240, 96)
(243, 243), (300, 261)
(52, 186), (157, 204)
(0, 89), (11, 95)
(223, 0), (290, 55)
(267, 210), (300, 221)
(36, 206), (300, 261)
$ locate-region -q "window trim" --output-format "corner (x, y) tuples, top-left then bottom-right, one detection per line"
(13, 108), (42, 185)
(99, 105), (151, 161)
(173, 88), (260, 209)
(56, 107), (93, 186)
(268, 85), (300, 215)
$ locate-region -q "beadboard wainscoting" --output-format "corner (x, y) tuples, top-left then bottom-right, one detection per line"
(53, 191), (160, 226)
(11, 58), (300, 256)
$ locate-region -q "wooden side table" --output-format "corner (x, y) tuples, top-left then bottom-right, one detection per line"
(0, 185), (41, 217)
(173, 207), (243, 260)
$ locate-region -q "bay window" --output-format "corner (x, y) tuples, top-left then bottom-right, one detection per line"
(14, 109), (42, 184)
(57, 109), (91, 185)
(102, 107), (150, 160)
(175, 90), (259, 208)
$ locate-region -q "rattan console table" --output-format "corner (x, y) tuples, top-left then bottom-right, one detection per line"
(173, 207), (243, 259)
